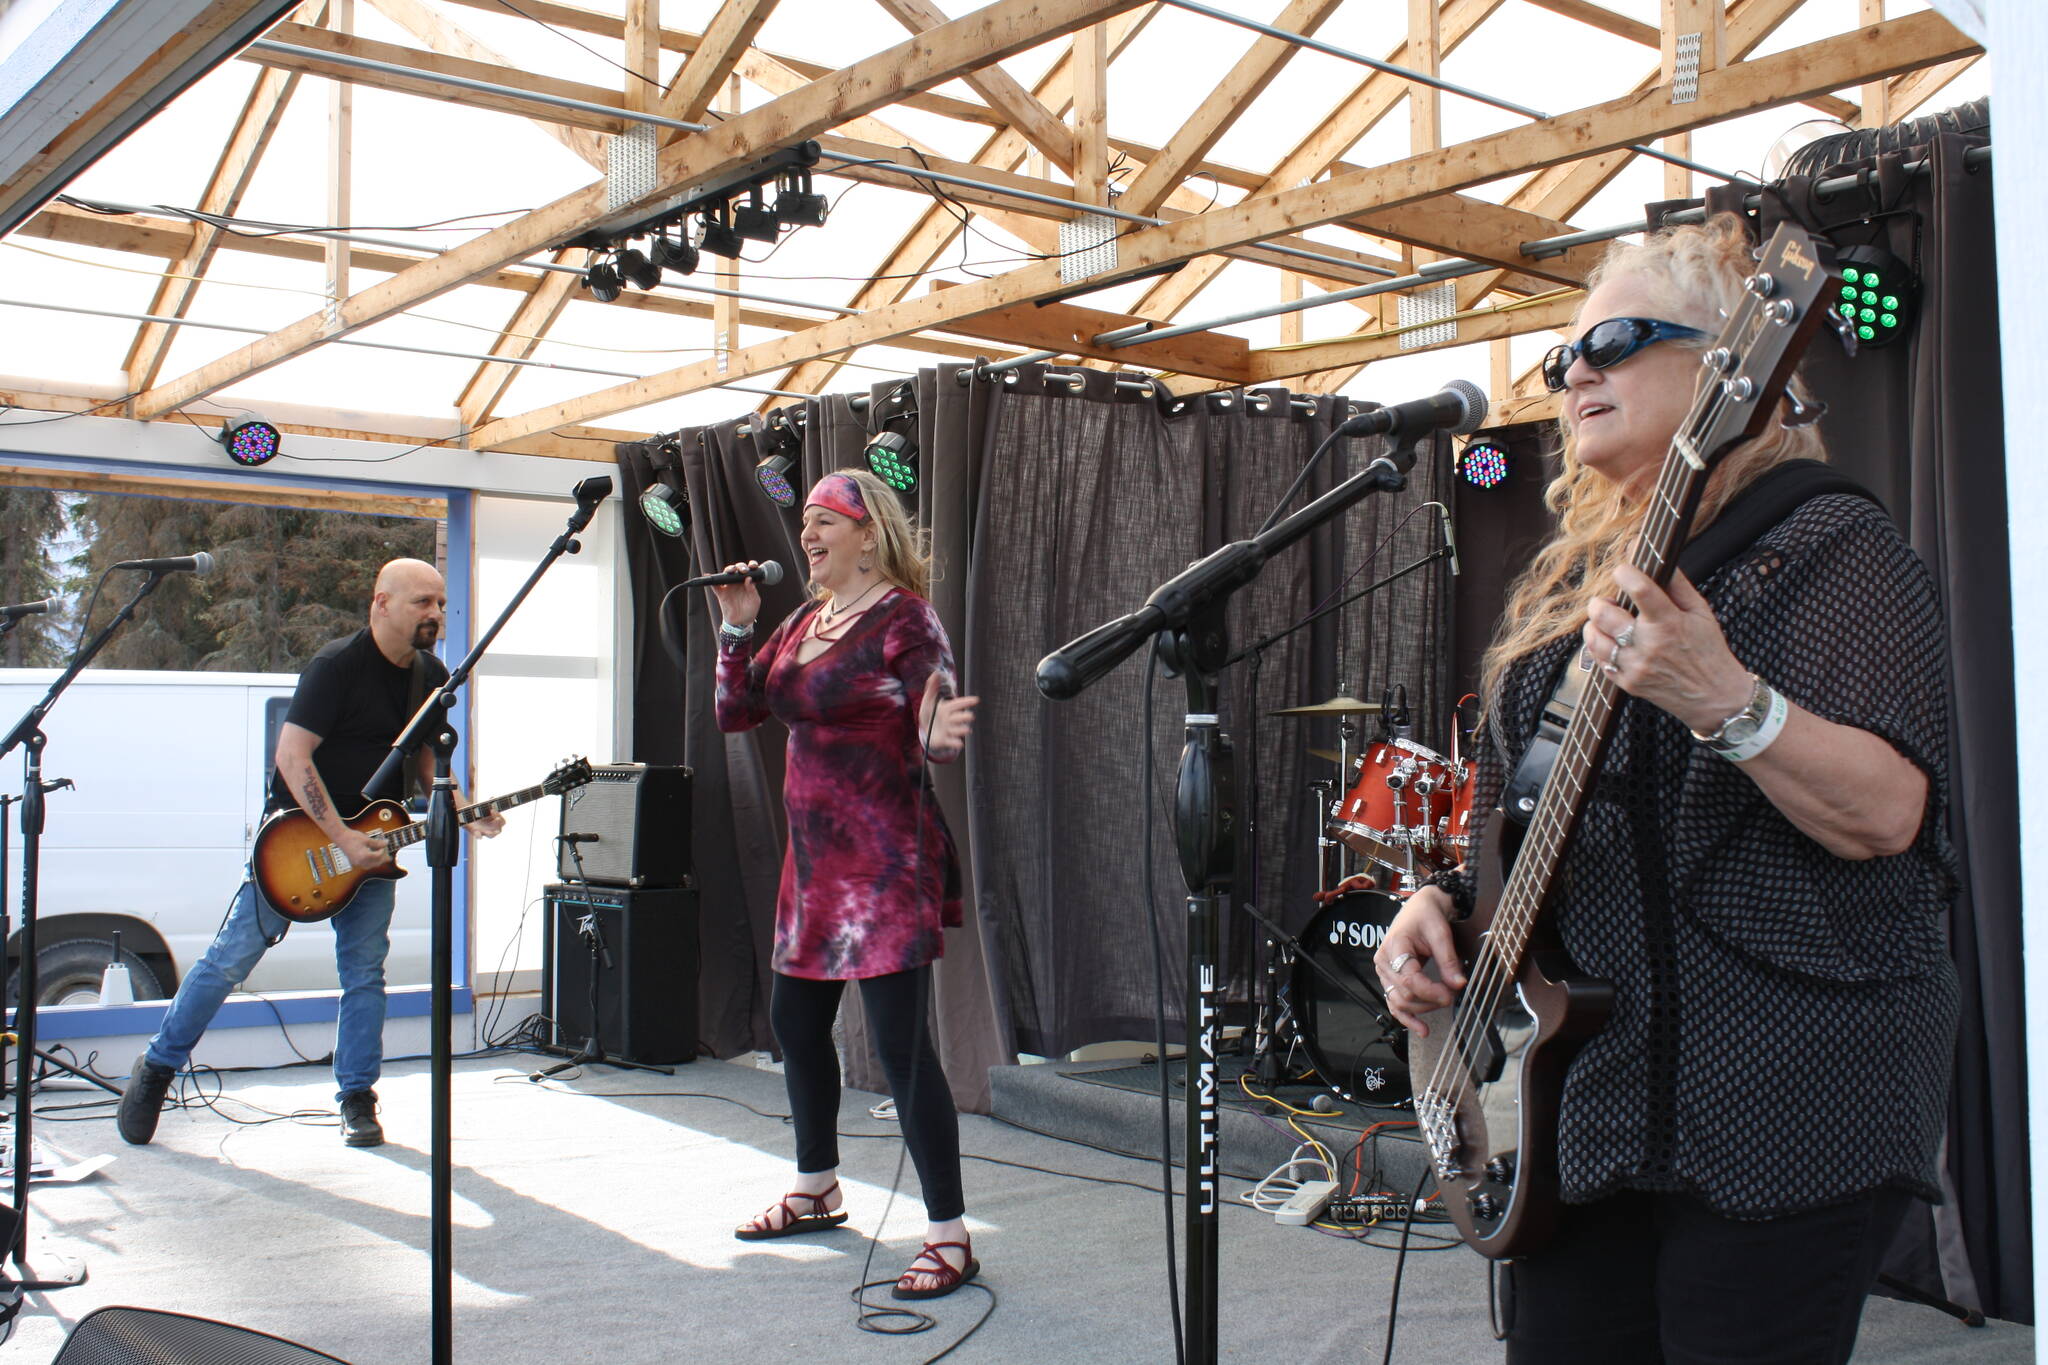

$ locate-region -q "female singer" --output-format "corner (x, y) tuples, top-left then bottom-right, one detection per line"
(1375, 216), (1958, 1362)
(711, 468), (981, 1301)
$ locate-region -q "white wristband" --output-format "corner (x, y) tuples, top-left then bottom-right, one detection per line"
(1719, 685), (1790, 763)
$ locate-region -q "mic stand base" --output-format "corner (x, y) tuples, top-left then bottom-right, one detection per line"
(527, 1042), (674, 1080)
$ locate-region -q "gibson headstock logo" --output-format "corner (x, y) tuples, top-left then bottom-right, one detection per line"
(1780, 236), (1818, 280)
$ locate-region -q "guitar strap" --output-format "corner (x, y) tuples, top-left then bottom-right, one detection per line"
(1497, 460), (1881, 835)
(404, 651), (436, 803)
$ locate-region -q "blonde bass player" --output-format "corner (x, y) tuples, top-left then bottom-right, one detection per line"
(117, 559), (503, 1149)
(1375, 218), (1957, 1363)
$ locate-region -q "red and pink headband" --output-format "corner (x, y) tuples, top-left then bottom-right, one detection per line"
(804, 472), (868, 521)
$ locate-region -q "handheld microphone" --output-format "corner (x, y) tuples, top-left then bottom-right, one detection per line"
(1434, 502), (1461, 577)
(112, 552), (215, 576)
(1, 598), (52, 620)
(681, 560), (784, 590)
(1339, 379), (1488, 443)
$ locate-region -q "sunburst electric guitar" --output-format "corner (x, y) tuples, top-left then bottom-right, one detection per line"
(253, 757), (594, 923)
(1406, 223), (1837, 1258)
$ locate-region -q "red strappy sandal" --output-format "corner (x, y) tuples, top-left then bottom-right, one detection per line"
(890, 1238), (979, 1301)
(733, 1181), (849, 1241)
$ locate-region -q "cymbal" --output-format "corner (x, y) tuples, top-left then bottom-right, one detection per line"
(1270, 696), (1384, 717)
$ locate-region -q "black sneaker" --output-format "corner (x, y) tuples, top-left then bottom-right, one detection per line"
(338, 1089), (384, 1147)
(117, 1055), (176, 1146)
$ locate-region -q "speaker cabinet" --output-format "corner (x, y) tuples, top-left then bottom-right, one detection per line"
(542, 883), (698, 1065)
(557, 763), (692, 887)
(56, 1306), (352, 1363)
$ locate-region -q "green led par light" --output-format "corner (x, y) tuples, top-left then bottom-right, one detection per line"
(1832, 244), (1916, 349)
(865, 430), (918, 494)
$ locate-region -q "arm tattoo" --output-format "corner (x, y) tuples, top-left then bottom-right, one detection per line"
(301, 766), (330, 822)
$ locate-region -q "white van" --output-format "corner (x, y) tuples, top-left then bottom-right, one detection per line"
(1, 668), (432, 1005)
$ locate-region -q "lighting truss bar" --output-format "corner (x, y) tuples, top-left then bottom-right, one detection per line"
(0, 297), (644, 379)
(245, 39), (709, 134)
(1156, 0), (1743, 184)
(827, 158), (1399, 279)
(1519, 143), (1994, 258)
(52, 195), (863, 318)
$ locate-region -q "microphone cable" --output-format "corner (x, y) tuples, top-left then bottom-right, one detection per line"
(844, 658), (997, 1362)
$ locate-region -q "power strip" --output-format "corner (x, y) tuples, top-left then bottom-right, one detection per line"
(1275, 1180), (1338, 1226)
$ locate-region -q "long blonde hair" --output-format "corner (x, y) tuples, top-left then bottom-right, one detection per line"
(1478, 214), (1826, 702)
(813, 467), (933, 600)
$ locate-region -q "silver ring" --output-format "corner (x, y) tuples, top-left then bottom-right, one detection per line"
(1388, 952), (1415, 975)
(1614, 625), (1636, 650)
(1607, 641), (1623, 669)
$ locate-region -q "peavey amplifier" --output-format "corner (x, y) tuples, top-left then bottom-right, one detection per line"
(556, 763), (691, 887)
(542, 883), (698, 1066)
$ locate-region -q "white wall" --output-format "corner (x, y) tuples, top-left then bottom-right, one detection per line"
(1983, 0), (2048, 1348)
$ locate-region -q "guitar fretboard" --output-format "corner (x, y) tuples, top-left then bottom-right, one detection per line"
(381, 782), (551, 852)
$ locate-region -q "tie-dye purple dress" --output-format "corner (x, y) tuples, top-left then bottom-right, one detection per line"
(715, 588), (964, 980)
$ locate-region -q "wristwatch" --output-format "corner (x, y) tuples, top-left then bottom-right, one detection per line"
(1690, 673), (1773, 753)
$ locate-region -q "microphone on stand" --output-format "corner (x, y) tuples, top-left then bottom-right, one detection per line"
(1433, 502), (1461, 577)
(681, 560), (785, 590)
(0, 598), (52, 620)
(1337, 379), (1488, 443)
(111, 552), (214, 576)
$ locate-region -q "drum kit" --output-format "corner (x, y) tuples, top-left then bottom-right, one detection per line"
(1262, 690), (1474, 1108)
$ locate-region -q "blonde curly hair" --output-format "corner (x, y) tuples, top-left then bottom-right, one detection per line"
(1478, 214), (1827, 703)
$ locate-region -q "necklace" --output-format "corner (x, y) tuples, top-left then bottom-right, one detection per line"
(818, 578), (884, 628)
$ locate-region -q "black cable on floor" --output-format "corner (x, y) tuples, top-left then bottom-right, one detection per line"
(1379, 1164), (1438, 1365)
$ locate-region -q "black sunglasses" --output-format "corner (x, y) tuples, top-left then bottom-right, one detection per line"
(1541, 317), (1708, 393)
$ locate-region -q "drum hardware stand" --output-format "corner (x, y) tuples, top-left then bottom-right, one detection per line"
(364, 475), (612, 1365)
(1, 569), (187, 1297)
(1038, 422), (1441, 1363)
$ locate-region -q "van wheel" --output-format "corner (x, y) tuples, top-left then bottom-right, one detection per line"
(6, 940), (168, 1008)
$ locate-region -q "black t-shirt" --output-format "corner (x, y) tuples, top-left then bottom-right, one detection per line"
(267, 628), (452, 817)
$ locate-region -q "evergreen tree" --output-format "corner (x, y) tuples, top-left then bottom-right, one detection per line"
(1, 487), (68, 668)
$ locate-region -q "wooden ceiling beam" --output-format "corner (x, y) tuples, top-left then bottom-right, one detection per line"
(661, 0), (783, 128)
(131, 0), (1148, 422)
(932, 290), (1251, 381)
(359, 0), (608, 165)
(1247, 292), (1580, 382)
(1120, 0), (1343, 216)
(1522, 0), (1659, 46)
(1886, 53), (1979, 120)
(125, 6), (320, 396)
(469, 10), (1971, 448)
(877, 0), (1077, 171)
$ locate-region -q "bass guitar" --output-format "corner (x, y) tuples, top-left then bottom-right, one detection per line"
(1406, 223), (1837, 1258)
(253, 757), (594, 923)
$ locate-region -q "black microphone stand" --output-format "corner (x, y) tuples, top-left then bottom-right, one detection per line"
(1039, 428), (1430, 1364)
(1, 569), (184, 1294)
(528, 839), (671, 1080)
(361, 476), (611, 1365)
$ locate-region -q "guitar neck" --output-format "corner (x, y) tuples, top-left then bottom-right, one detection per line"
(1485, 402), (1720, 971)
(381, 783), (549, 852)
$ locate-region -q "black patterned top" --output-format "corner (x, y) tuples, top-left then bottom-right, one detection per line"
(1434, 493), (1959, 1218)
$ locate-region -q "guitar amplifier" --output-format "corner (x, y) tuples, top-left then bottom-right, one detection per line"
(557, 763), (692, 887)
(542, 883), (698, 1066)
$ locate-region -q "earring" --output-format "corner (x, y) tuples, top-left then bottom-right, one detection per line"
(859, 546), (874, 573)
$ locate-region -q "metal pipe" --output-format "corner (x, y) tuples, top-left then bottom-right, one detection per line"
(246, 40), (708, 134)
(0, 296), (647, 379)
(1109, 261), (1495, 349)
(1156, 0), (1743, 184)
(827, 158), (1399, 279)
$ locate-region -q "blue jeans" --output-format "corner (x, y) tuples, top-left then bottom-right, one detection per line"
(146, 874), (396, 1100)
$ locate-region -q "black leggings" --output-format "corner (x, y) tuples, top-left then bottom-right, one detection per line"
(1502, 1186), (1915, 1364)
(770, 966), (964, 1223)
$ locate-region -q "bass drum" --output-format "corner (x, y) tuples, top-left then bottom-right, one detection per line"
(1292, 891), (1411, 1107)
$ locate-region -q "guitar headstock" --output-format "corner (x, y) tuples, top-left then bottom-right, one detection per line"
(545, 757), (595, 796)
(1681, 222), (1834, 473)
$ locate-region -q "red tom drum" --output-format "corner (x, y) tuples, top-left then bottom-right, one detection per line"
(1325, 739), (1459, 877)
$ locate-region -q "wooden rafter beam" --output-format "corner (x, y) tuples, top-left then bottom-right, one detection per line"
(933, 291), (1251, 381)
(1247, 293), (1580, 383)
(1523, 0), (1658, 46)
(1887, 53), (1979, 119)
(877, 0), (1077, 171)
(124, 18), (317, 395)
(661, 0), (782, 128)
(455, 252), (586, 430)
(469, 10), (1973, 448)
(360, 0), (607, 166)
(1120, 0), (1342, 216)
(130, 0), (1148, 422)
(14, 200), (1025, 364)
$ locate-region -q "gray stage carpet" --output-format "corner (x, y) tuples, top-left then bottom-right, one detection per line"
(2, 1054), (2028, 1362)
